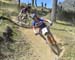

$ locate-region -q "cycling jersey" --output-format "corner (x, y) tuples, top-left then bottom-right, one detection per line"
(21, 8), (28, 14)
(32, 18), (46, 29)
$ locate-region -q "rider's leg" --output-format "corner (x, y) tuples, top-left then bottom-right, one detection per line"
(49, 33), (57, 45)
(39, 33), (49, 44)
(47, 27), (57, 45)
(43, 28), (62, 55)
(39, 33), (46, 40)
(46, 34), (55, 45)
(22, 14), (25, 20)
(40, 27), (55, 45)
(48, 32), (62, 54)
(38, 28), (49, 44)
(47, 33), (62, 55)
(39, 29), (48, 43)
(25, 12), (29, 19)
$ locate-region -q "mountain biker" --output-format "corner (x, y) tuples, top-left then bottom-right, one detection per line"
(31, 13), (57, 45)
(18, 5), (31, 20)
(31, 14), (62, 55)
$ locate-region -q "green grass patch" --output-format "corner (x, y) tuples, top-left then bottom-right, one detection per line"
(50, 20), (75, 60)
(0, 19), (31, 60)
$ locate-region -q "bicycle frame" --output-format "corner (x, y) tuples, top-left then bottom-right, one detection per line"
(17, 14), (31, 28)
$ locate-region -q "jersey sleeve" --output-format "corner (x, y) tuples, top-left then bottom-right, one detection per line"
(40, 17), (44, 20)
(32, 21), (35, 26)
(40, 17), (44, 21)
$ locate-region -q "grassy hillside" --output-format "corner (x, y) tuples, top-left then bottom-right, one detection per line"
(51, 20), (75, 60)
(0, 0), (31, 60)
(0, 19), (32, 60)
(0, 0), (75, 60)
(0, 0), (18, 17)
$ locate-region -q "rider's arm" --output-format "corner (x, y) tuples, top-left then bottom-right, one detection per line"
(42, 18), (53, 26)
(32, 21), (38, 34)
(44, 19), (52, 24)
(40, 17), (52, 24)
(32, 26), (37, 34)
(18, 10), (22, 17)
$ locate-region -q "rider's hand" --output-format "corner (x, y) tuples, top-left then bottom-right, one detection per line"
(47, 22), (53, 28)
(50, 22), (53, 26)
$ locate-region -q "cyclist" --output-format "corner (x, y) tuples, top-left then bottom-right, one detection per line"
(31, 14), (62, 55)
(31, 13), (62, 55)
(31, 13), (55, 44)
(18, 5), (31, 20)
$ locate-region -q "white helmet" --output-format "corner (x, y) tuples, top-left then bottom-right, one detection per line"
(31, 13), (37, 18)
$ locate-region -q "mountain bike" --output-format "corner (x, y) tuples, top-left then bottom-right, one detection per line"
(17, 13), (31, 28)
(36, 24), (62, 56)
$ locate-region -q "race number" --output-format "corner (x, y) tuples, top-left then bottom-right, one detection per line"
(41, 27), (48, 35)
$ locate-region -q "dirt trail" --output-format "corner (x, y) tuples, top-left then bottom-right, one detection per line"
(11, 17), (64, 60)
(19, 27), (64, 60)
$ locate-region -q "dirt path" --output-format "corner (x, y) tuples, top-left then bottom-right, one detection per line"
(11, 17), (64, 60)
(18, 27), (64, 60)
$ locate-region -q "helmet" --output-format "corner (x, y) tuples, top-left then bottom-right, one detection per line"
(27, 6), (31, 9)
(31, 13), (37, 18)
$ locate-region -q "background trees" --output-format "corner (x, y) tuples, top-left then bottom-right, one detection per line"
(51, 0), (58, 22)
(18, 0), (20, 8)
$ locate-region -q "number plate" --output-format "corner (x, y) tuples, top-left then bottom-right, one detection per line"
(41, 27), (48, 35)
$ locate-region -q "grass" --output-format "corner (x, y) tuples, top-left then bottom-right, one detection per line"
(0, 19), (31, 60)
(0, 0), (32, 60)
(51, 20), (75, 36)
(0, 0), (75, 60)
(0, 0), (18, 17)
(50, 20), (75, 60)
(0, 0), (17, 8)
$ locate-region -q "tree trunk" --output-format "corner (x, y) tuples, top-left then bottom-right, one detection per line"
(32, 0), (35, 7)
(35, 0), (37, 7)
(51, 0), (58, 22)
(41, 2), (44, 12)
(18, 0), (20, 9)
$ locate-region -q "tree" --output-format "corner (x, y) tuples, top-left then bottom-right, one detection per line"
(41, 2), (44, 11)
(41, 2), (44, 7)
(45, 3), (47, 8)
(35, 0), (37, 7)
(32, 0), (35, 7)
(18, 0), (20, 9)
(51, 0), (58, 22)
